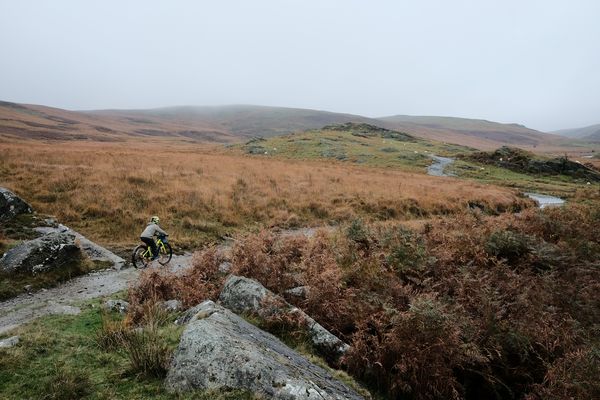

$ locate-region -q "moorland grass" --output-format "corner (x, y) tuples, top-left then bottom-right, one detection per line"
(0, 141), (529, 250)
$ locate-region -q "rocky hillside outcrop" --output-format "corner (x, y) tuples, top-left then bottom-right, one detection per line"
(465, 146), (600, 182)
(166, 300), (364, 400)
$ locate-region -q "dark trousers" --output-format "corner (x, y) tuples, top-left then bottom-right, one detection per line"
(140, 237), (158, 257)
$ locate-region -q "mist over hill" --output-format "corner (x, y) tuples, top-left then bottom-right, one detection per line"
(86, 104), (376, 139)
(0, 100), (584, 151)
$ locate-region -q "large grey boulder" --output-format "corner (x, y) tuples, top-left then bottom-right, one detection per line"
(34, 225), (125, 270)
(219, 275), (350, 361)
(165, 301), (364, 400)
(0, 232), (82, 274)
(0, 187), (32, 221)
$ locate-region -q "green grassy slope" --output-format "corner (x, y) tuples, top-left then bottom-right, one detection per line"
(239, 122), (475, 172)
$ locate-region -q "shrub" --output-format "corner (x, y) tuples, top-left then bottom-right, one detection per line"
(485, 229), (531, 262)
(345, 295), (487, 400)
(127, 248), (224, 323)
(381, 226), (428, 277)
(526, 347), (600, 400)
(346, 219), (370, 248)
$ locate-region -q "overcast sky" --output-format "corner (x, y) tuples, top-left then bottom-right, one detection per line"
(1, 1), (598, 131)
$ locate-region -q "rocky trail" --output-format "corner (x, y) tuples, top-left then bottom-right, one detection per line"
(0, 220), (329, 335)
(0, 253), (194, 334)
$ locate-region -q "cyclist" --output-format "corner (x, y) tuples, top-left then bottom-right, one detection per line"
(140, 216), (168, 260)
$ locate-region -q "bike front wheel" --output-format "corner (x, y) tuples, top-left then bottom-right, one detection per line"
(132, 245), (150, 269)
(158, 243), (173, 266)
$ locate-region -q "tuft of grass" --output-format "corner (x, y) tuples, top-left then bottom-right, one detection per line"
(43, 363), (92, 400)
(120, 325), (171, 378)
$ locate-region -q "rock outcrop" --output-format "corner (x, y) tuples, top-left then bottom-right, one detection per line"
(219, 275), (350, 361)
(165, 300), (364, 400)
(34, 225), (125, 270)
(0, 187), (32, 221)
(466, 146), (600, 182)
(0, 232), (82, 274)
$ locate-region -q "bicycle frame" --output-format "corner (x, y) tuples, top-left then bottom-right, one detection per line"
(141, 237), (167, 258)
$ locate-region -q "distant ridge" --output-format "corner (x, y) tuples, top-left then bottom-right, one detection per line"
(553, 123), (600, 142)
(377, 115), (560, 150)
(0, 100), (577, 150)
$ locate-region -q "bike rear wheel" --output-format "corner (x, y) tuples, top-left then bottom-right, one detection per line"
(132, 245), (150, 269)
(158, 243), (173, 266)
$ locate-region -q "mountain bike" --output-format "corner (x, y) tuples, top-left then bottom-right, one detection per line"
(131, 234), (172, 268)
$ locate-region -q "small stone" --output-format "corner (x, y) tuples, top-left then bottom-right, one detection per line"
(218, 261), (232, 273)
(285, 286), (310, 299)
(48, 304), (81, 316)
(161, 299), (182, 312)
(104, 299), (129, 314)
(0, 335), (20, 348)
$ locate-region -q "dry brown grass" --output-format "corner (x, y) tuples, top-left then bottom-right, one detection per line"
(0, 141), (530, 248)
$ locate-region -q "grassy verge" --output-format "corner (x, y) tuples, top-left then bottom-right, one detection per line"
(0, 302), (257, 399)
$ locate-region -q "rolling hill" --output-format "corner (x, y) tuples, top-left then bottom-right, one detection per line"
(86, 105), (376, 139)
(553, 123), (600, 142)
(0, 101), (235, 143)
(378, 115), (563, 150)
(0, 100), (588, 152)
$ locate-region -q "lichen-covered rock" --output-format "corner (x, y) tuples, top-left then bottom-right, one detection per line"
(0, 232), (82, 274)
(33, 225), (125, 270)
(219, 275), (270, 313)
(165, 300), (364, 400)
(0, 187), (32, 221)
(219, 275), (350, 361)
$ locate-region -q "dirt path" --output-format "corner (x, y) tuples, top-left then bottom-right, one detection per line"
(0, 226), (333, 335)
(0, 254), (193, 335)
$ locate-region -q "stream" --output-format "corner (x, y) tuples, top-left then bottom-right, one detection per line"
(427, 155), (455, 177)
(524, 193), (565, 209)
(425, 156), (565, 209)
